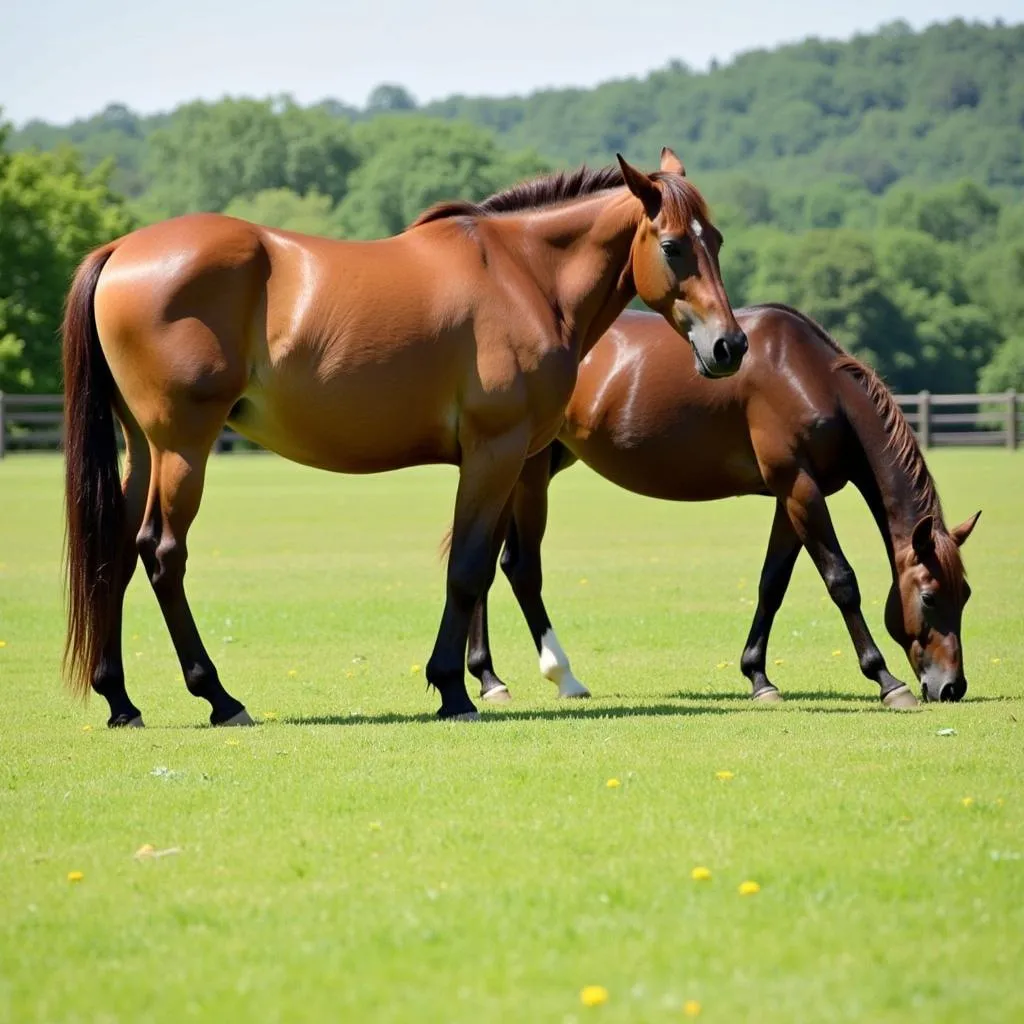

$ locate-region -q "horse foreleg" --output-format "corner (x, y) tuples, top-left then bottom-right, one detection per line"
(780, 469), (917, 709)
(427, 432), (526, 720)
(739, 501), (801, 702)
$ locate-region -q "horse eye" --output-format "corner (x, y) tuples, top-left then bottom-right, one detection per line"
(660, 239), (685, 259)
(921, 591), (937, 609)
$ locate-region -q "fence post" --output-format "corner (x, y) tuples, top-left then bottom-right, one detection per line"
(1008, 391), (1018, 451)
(0, 392), (6, 459)
(918, 391), (931, 449)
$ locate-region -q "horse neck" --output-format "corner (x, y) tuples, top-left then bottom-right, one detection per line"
(513, 190), (640, 357)
(840, 371), (942, 570)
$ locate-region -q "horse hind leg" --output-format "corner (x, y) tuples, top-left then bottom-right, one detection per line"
(91, 417), (149, 727)
(137, 443), (252, 726)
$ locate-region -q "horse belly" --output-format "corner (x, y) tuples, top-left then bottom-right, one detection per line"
(228, 345), (461, 474)
(563, 417), (766, 502)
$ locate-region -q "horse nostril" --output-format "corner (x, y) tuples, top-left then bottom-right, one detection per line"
(713, 337), (730, 366)
(734, 331), (748, 356)
(939, 682), (956, 702)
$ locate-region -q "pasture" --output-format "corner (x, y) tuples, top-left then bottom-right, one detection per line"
(0, 451), (1021, 1022)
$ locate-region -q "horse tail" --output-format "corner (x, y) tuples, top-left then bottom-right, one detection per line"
(62, 243), (121, 701)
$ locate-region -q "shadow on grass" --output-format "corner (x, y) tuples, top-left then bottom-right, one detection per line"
(669, 689), (880, 704)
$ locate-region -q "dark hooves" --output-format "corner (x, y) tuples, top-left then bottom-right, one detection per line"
(108, 713), (145, 728)
(881, 685), (919, 710)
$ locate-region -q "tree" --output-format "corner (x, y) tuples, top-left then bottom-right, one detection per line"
(0, 136), (134, 392)
(366, 85), (417, 113)
(223, 188), (339, 236)
(979, 336), (1024, 392)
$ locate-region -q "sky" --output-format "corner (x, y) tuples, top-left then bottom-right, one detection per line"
(2, 0), (1020, 126)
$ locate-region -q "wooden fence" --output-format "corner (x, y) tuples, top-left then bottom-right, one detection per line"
(0, 390), (1020, 456)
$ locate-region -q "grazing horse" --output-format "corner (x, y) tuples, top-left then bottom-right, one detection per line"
(61, 150), (748, 727)
(468, 305), (979, 708)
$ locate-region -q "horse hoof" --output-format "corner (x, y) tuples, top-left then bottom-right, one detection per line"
(108, 713), (145, 728)
(219, 709), (256, 727)
(481, 685), (512, 703)
(882, 685), (919, 710)
(556, 678), (591, 699)
(448, 711), (481, 722)
(752, 687), (783, 703)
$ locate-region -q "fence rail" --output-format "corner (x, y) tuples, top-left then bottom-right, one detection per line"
(1, 390), (1020, 457)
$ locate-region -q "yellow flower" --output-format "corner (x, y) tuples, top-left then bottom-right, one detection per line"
(0, 640), (7, 648)
(991, 657), (1001, 665)
(369, 821), (382, 831)
(832, 649), (843, 657)
(67, 871), (84, 883)
(961, 797), (974, 808)
(225, 739), (240, 747)
(606, 778), (621, 788)
(81, 724), (93, 733)
(579, 578), (589, 586)
(580, 985), (609, 1007)
(738, 880), (761, 896)
(410, 664), (421, 674)
(262, 711), (278, 721)
(134, 844), (156, 859)
(715, 661), (728, 670)
(715, 770), (735, 781)
(287, 669), (298, 677)
(773, 659), (784, 666)
(691, 866), (712, 882)
(683, 1000), (702, 1017)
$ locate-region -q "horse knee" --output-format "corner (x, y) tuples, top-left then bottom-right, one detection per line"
(824, 565), (859, 609)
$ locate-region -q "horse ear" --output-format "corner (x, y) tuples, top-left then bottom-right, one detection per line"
(660, 147), (686, 176)
(616, 153), (661, 220)
(911, 515), (935, 557)
(951, 510), (981, 547)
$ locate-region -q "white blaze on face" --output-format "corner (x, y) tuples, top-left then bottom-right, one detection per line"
(690, 218), (704, 240)
(538, 628), (591, 698)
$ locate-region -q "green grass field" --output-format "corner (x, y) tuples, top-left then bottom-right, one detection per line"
(1, 450), (1021, 1023)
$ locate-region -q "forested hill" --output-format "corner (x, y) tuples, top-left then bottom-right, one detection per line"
(427, 19), (1024, 194)
(11, 19), (1024, 199)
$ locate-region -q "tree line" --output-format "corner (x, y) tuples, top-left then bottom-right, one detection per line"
(2, 18), (1022, 396)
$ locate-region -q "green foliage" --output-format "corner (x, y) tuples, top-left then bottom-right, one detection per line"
(335, 117), (548, 239)
(979, 336), (1024, 392)
(142, 99), (359, 218)
(0, 136), (133, 392)
(223, 189), (340, 236)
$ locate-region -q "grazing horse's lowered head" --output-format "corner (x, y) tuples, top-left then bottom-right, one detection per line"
(617, 148), (747, 378)
(887, 511), (980, 702)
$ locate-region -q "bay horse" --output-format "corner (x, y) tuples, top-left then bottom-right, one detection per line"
(467, 305), (980, 708)
(61, 149), (749, 727)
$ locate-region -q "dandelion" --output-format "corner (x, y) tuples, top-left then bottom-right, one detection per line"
(262, 711), (278, 721)
(225, 739), (240, 747)
(369, 821), (382, 831)
(715, 661), (729, 670)
(287, 669), (298, 677)
(67, 871), (84, 883)
(606, 778), (621, 789)
(715, 770), (735, 781)
(691, 866), (712, 882)
(683, 1000), (702, 1017)
(410, 664), (422, 674)
(81, 724), (93, 733)
(580, 985), (608, 1007)
(773, 659), (784, 666)
(961, 797), (974, 808)
(738, 880), (761, 895)
(832, 650), (843, 657)
(135, 844), (156, 859)
(579, 578), (589, 586)
(991, 657), (1001, 665)
(0, 641), (6, 648)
